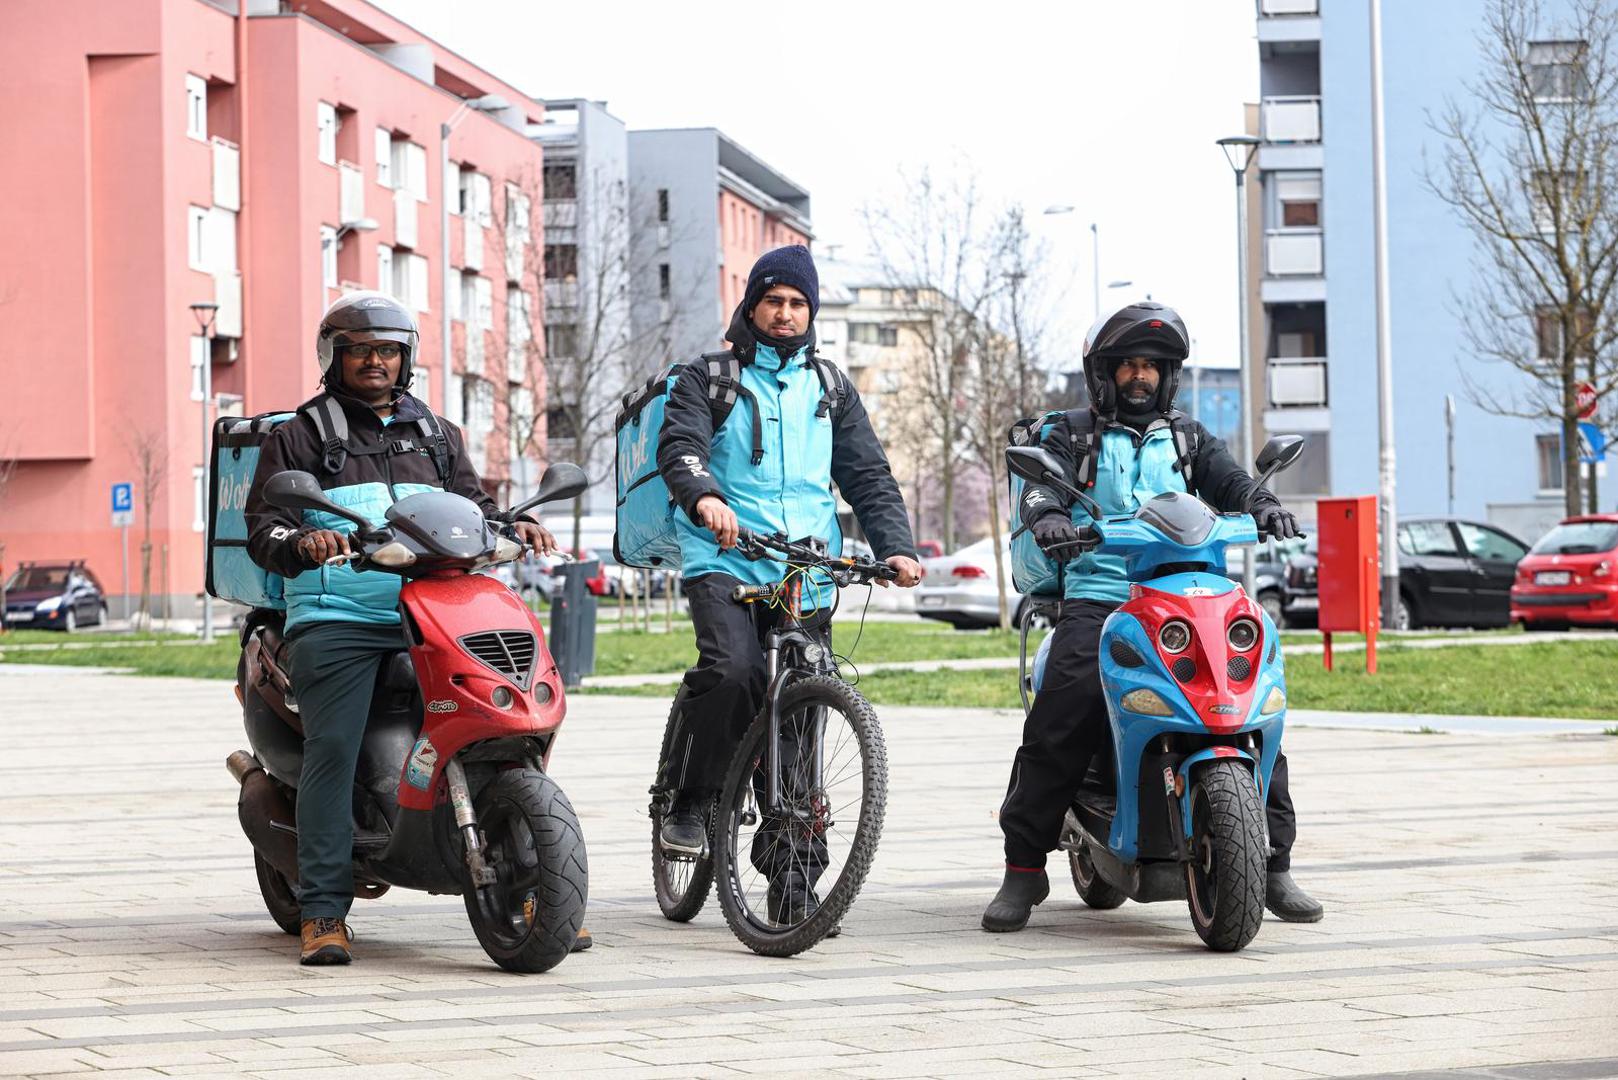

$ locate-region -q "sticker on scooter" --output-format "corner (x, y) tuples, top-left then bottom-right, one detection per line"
(426, 699), (458, 714)
(405, 737), (439, 790)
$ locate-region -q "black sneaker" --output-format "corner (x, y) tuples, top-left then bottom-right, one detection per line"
(658, 795), (706, 855)
(767, 873), (818, 925)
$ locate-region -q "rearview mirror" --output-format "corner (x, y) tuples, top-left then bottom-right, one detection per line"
(1255, 435), (1305, 476)
(511, 462), (589, 518)
(262, 471), (371, 532)
(1005, 446), (1068, 486)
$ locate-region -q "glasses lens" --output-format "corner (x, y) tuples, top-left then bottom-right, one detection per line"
(347, 342), (401, 360)
(375, 343), (401, 358)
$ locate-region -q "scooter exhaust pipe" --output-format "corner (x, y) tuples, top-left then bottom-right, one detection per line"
(225, 751), (300, 884)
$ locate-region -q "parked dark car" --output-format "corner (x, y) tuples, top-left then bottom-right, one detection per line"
(1510, 514), (1618, 630)
(2, 561), (108, 632)
(1284, 517), (1529, 630)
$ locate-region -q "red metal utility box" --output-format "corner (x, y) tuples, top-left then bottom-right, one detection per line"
(1316, 495), (1381, 673)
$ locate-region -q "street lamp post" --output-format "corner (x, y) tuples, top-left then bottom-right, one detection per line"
(440, 94), (511, 418)
(1217, 133), (1261, 601)
(189, 301), (218, 644)
(1369, 0), (1400, 630)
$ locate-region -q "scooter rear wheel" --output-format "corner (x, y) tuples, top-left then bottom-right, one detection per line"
(651, 801), (715, 922)
(1062, 812), (1127, 910)
(462, 769), (588, 974)
(253, 852), (302, 936)
(1184, 760), (1266, 952)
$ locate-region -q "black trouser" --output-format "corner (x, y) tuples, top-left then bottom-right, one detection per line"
(285, 620), (409, 920)
(657, 573), (827, 883)
(999, 599), (1298, 873)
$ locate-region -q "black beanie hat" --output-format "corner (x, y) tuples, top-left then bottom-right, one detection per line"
(744, 244), (819, 322)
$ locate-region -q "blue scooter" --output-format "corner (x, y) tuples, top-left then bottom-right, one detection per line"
(1008, 435), (1304, 951)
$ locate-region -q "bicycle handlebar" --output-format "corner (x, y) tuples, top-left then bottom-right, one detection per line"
(729, 529), (899, 601)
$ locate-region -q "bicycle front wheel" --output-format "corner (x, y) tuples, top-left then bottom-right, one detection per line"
(712, 675), (887, 957)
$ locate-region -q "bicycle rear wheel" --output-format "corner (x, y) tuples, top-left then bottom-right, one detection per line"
(712, 675), (887, 957)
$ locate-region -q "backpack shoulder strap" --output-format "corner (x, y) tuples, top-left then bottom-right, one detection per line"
(1167, 413), (1200, 491)
(303, 394), (350, 476)
(1062, 408), (1101, 490)
(701, 350), (763, 465)
(412, 407), (454, 486)
(806, 353), (849, 419)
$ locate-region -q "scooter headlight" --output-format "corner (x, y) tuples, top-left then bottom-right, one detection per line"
(1121, 688), (1175, 716)
(1227, 618), (1260, 652)
(491, 685), (514, 709)
(1159, 620), (1192, 654)
(1261, 686), (1286, 715)
(369, 541), (418, 568)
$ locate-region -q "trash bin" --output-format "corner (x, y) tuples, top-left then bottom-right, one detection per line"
(550, 559), (598, 689)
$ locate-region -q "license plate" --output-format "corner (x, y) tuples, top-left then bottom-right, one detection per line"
(1536, 571), (1572, 586)
(918, 595), (945, 607)
(6, 610), (32, 622)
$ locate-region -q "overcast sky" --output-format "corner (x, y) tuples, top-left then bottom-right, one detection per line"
(376, 0), (1259, 367)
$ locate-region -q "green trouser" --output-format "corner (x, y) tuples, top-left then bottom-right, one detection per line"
(286, 619), (408, 921)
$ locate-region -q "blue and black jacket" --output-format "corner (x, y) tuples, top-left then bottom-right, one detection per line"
(657, 305), (915, 602)
(244, 391), (518, 633)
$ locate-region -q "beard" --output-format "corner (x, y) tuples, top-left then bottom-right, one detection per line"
(1121, 380), (1155, 407)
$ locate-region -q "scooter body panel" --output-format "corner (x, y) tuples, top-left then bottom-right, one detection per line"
(395, 572), (567, 813)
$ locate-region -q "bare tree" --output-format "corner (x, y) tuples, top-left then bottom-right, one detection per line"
(861, 168), (1004, 551)
(1429, 0), (1618, 515)
(499, 163), (695, 554)
(122, 428), (168, 631)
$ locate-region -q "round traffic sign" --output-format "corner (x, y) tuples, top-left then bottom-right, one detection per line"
(1577, 381), (1598, 420)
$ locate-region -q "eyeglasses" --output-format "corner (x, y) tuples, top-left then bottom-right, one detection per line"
(345, 342), (403, 360)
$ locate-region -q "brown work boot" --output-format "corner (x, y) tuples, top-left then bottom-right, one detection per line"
(299, 917), (353, 965)
(572, 926), (593, 952)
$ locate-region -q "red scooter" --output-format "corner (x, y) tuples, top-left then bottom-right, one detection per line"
(226, 463), (588, 973)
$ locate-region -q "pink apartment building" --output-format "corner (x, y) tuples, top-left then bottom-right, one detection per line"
(0, 0), (548, 617)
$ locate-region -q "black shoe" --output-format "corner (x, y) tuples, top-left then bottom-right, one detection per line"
(658, 795), (707, 855)
(981, 866), (1050, 933)
(1266, 871), (1324, 923)
(767, 873), (820, 926)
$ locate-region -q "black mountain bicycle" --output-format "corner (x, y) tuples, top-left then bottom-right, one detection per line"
(649, 531), (895, 956)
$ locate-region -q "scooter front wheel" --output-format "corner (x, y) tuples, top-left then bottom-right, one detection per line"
(1184, 760), (1266, 952)
(462, 769), (588, 973)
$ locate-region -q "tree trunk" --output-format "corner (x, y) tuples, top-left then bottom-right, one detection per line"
(1564, 371), (1583, 519)
(985, 453), (1010, 631)
(939, 429), (955, 551)
(138, 540), (153, 631)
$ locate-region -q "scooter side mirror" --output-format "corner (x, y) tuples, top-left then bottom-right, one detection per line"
(511, 462), (588, 519)
(1255, 435), (1305, 476)
(1005, 446), (1106, 521)
(262, 471), (372, 531)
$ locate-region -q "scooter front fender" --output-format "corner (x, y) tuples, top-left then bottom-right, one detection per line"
(1177, 746), (1258, 838)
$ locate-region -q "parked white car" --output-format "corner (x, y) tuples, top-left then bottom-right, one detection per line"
(915, 536), (1042, 629)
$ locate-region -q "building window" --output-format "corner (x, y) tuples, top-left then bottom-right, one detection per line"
(507, 287), (532, 383)
(1272, 172), (1322, 227)
(1531, 170), (1575, 233)
(320, 225), (338, 288)
(658, 263), (671, 301)
(377, 244), (394, 298)
(544, 243), (578, 281)
(387, 140), (427, 202)
(1537, 433), (1565, 491)
(474, 275), (494, 329)
(317, 101), (339, 166)
(185, 74), (208, 141)
(850, 323), (899, 347)
(1534, 305), (1594, 363)
(545, 321), (578, 359)
(543, 164), (576, 200)
(398, 252), (429, 312)
(375, 128), (393, 187)
(657, 188), (670, 223)
(459, 171), (493, 226)
(187, 206), (209, 271)
(1527, 40), (1587, 102)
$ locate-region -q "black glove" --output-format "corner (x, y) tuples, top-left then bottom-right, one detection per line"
(1254, 502), (1301, 541)
(1031, 512), (1080, 554)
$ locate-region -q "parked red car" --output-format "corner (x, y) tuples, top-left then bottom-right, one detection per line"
(1510, 514), (1618, 630)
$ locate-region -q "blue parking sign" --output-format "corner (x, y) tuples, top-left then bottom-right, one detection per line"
(112, 482), (133, 514)
(1577, 422), (1606, 464)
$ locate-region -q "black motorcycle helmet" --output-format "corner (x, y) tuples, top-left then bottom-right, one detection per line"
(1081, 300), (1190, 416)
(316, 291), (420, 392)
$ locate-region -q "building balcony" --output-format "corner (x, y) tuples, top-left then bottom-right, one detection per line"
(394, 188), (418, 250)
(1266, 228), (1323, 276)
(213, 270), (242, 339)
(1267, 356), (1327, 408)
(544, 199), (577, 228)
(339, 161), (364, 225)
(545, 280), (579, 309)
(211, 137), (240, 212)
(1262, 96), (1321, 143)
(1257, 0), (1320, 45)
